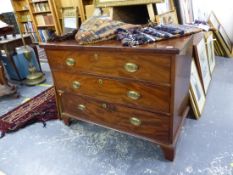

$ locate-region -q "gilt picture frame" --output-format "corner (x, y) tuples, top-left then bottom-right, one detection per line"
(205, 32), (215, 75)
(194, 36), (211, 94)
(155, 0), (172, 15)
(95, 0), (164, 7)
(190, 60), (206, 117)
(208, 11), (232, 53)
(155, 10), (178, 25)
(178, 0), (194, 24)
(61, 7), (79, 34)
(189, 90), (199, 119)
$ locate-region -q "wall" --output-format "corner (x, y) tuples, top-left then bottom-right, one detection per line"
(192, 0), (233, 43)
(0, 0), (13, 13)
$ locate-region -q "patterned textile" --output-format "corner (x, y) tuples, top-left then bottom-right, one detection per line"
(116, 28), (156, 46)
(116, 24), (202, 46)
(0, 87), (58, 138)
(75, 16), (139, 44)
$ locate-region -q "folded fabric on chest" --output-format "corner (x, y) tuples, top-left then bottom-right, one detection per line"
(75, 16), (140, 44)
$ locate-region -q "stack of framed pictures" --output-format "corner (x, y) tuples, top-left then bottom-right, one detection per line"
(208, 11), (232, 58)
(190, 31), (216, 119)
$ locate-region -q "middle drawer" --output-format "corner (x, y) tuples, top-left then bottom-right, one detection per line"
(53, 71), (171, 114)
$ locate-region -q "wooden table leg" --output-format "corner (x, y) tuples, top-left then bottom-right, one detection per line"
(0, 61), (7, 85)
(0, 61), (19, 98)
(161, 145), (175, 161)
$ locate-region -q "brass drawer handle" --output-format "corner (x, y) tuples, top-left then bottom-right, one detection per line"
(124, 62), (139, 73)
(66, 58), (75, 67)
(98, 79), (103, 85)
(78, 104), (86, 111)
(101, 103), (107, 109)
(130, 117), (141, 126)
(127, 90), (141, 100)
(94, 53), (98, 60)
(57, 90), (64, 96)
(72, 81), (81, 89)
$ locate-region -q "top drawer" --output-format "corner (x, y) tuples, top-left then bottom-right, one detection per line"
(46, 50), (171, 85)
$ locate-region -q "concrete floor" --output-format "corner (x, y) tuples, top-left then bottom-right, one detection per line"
(0, 57), (233, 175)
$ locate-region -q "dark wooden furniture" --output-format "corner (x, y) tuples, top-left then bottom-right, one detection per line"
(40, 36), (193, 161)
(0, 34), (38, 81)
(0, 61), (18, 98)
(0, 20), (14, 37)
(0, 20), (18, 98)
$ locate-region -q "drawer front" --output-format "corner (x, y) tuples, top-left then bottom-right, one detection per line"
(54, 71), (171, 113)
(60, 92), (170, 143)
(47, 50), (171, 85)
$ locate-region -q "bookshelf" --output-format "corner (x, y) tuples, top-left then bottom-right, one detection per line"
(55, 0), (93, 33)
(27, 0), (62, 42)
(11, 0), (38, 43)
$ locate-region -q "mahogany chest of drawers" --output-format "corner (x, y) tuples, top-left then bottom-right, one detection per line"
(40, 36), (193, 161)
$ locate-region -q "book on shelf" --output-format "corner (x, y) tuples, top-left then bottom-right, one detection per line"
(30, 32), (39, 43)
(39, 3), (46, 11)
(23, 22), (35, 33)
(21, 15), (31, 22)
(33, 2), (50, 12)
(31, 0), (48, 2)
(36, 14), (54, 26)
(35, 15), (45, 25)
(38, 29), (54, 42)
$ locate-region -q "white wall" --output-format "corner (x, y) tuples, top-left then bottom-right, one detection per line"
(0, 0), (13, 13)
(192, 0), (233, 43)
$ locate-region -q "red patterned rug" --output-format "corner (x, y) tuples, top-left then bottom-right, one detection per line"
(0, 87), (58, 138)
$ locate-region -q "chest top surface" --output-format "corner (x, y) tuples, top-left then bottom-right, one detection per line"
(40, 35), (192, 54)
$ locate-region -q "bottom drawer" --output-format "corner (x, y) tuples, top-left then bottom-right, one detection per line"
(60, 92), (171, 143)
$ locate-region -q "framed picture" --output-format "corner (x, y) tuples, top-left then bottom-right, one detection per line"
(190, 60), (206, 117)
(155, 0), (172, 15)
(178, 0), (194, 24)
(194, 36), (211, 94)
(189, 90), (199, 119)
(219, 25), (232, 53)
(208, 12), (220, 29)
(61, 7), (79, 34)
(204, 32), (215, 75)
(95, 0), (164, 7)
(155, 10), (178, 25)
(208, 11), (232, 53)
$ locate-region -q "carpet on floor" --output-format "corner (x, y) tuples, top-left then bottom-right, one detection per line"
(0, 87), (58, 138)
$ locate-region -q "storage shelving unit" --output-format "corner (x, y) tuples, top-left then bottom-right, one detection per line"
(27, 0), (62, 42)
(11, 0), (62, 43)
(11, 0), (38, 42)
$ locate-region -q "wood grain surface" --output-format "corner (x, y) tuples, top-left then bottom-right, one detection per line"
(46, 49), (171, 85)
(61, 92), (170, 143)
(53, 71), (171, 114)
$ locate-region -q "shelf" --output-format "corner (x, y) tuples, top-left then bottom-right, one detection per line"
(23, 31), (36, 33)
(30, 0), (48, 3)
(33, 11), (51, 15)
(15, 9), (29, 12)
(37, 24), (54, 28)
(20, 20), (32, 23)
